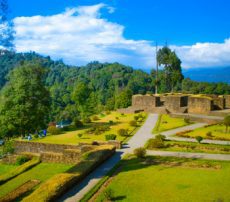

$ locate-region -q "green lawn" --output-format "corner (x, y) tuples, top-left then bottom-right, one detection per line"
(26, 112), (146, 145)
(175, 124), (230, 141)
(147, 139), (230, 154)
(95, 156), (230, 202)
(0, 162), (18, 176)
(0, 163), (72, 198)
(153, 114), (190, 133)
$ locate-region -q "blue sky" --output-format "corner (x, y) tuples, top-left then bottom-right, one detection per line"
(6, 0), (230, 69)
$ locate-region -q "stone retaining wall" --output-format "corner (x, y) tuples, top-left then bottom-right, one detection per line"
(188, 97), (213, 114)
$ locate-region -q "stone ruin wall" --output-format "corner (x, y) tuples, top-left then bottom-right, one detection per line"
(224, 95), (230, 108)
(188, 97), (213, 114)
(14, 141), (95, 164)
(164, 95), (188, 113)
(132, 95), (161, 111)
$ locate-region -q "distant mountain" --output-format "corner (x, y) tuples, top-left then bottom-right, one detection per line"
(183, 67), (230, 84)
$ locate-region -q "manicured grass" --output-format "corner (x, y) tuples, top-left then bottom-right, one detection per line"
(147, 139), (230, 154)
(175, 124), (230, 141)
(153, 114), (190, 133)
(0, 162), (18, 176)
(28, 112), (146, 145)
(0, 163), (72, 198)
(95, 156), (230, 202)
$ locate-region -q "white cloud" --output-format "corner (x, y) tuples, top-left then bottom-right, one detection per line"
(13, 4), (230, 69)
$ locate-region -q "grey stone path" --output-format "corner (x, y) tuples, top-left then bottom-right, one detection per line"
(158, 123), (230, 145)
(147, 150), (230, 161)
(59, 114), (159, 202)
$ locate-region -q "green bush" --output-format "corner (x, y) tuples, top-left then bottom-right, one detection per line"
(196, 136), (203, 143)
(82, 117), (91, 123)
(134, 115), (139, 121)
(105, 111), (111, 115)
(47, 126), (61, 135)
(118, 129), (128, 137)
(206, 131), (213, 137)
(155, 134), (166, 141)
(134, 147), (146, 158)
(73, 118), (83, 128)
(78, 134), (83, 138)
(105, 134), (117, 141)
(92, 115), (99, 121)
(3, 140), (14, 154)
(129, 120), (137, 127)
(108, 120), (114, 125)
(184, 117), (190, 124)
(147, 138), (165, 149)
(16, 155), (30, 165)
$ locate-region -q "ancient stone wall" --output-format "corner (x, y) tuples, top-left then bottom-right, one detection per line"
(165, 95), (188, 113)
(132, 94), (161, 110)
(224, 95), (230, 108)
(213, 97), (225, 110)
(14, 141), (82, 154)
(188, 97), (213, 114)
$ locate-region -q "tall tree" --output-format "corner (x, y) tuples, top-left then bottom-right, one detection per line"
(0, 63), (50, 138)
(0, 0), (14, 50)
(157, 46), (183, 92)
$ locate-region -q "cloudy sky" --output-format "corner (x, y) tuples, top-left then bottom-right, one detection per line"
(7, 0), (230, 69)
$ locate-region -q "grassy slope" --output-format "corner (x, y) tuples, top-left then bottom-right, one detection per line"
(0, 163), (18, 176)
(0, 163), (72, 198)
(29, 112), (143, 145)
(176, 124), (230, 141)
(153, 114), (189, 133)
(95, 157), (230, 202)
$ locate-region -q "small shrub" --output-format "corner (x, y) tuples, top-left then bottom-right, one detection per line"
(91, 115), (99, 121)
(108, 120), (114, 125)
(134, 115), (139, 121)
(121, 113), (125, 116)
(73, 118), (83, 128)
(16, 155), (30, 165)
(184, 117), (190, 124)
(118, 129), (128, 137)
(105, 134), (117, 141)
(34, 133), (39, 139)
(206, 131), (213, 138)
(3, 140), (14, 154)
(129, 120), (137, 127)
(155, 134), (166, 141)
(134, 147), (146, 158)
(115, 117), (119, 120)
(105, 111), (111, 115)
(47, 126), (61, 135)
(82, 117), (91, 123)
(147, 138), (165, 149)
(196, 136), (203, 143)
(78, 134), (83, 138)
(104, 188), (114, 201)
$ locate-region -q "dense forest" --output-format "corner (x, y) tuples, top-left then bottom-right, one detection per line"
(0, 49), (229, 138)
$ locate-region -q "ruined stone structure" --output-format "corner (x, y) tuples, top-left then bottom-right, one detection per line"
(188, 96), (213, 114)
(14, 141), (119, 164)
(118, 93), (230, 116)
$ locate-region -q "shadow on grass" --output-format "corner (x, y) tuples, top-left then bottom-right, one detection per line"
(112, 195), (127, 201)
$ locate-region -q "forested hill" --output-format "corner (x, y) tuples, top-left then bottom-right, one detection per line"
(0, 50), (153, 120)
(0, 50), (229, 121)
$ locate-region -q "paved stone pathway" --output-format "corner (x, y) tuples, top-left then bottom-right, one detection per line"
(147, 150), (230, 161)
(158, 123), (230, 145)
(59, 114), (159, 202)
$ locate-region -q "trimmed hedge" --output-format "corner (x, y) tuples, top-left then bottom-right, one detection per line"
(0, 179), (40, 202)
(22, 145), (115, 202)
(0, 157), (41, 185)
